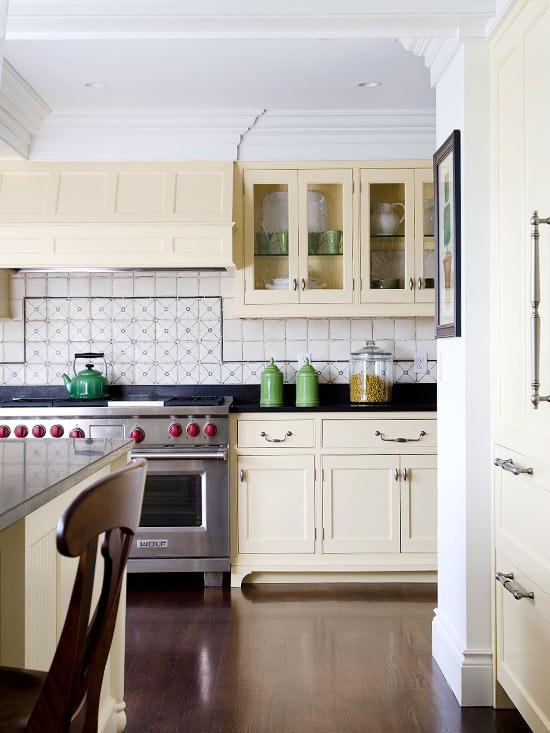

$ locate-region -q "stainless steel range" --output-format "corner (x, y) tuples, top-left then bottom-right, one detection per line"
(0, 395), (231, 586)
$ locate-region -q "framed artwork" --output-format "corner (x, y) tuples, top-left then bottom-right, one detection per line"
(433, 129), (461, 338)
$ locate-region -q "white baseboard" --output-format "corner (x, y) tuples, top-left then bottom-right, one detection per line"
(432, 608), (493, 706)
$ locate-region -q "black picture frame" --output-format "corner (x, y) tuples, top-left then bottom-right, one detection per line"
(433, 129), (461, 338)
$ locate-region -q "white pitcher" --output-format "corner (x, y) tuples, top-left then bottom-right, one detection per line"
(370, 202), (406, 236)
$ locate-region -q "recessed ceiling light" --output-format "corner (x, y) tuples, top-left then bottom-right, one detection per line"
(85, 82), (109, 88)
(358, 81), (382, 88)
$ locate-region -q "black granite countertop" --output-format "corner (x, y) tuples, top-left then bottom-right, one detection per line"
(230, 383), (437, 413)
(0, 383), (437, 414)
(0, 438), (133, 532)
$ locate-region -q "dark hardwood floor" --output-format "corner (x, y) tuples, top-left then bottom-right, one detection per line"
(125, 576), (529, 733)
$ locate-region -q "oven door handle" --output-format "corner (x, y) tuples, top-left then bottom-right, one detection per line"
(132, 448), (228, 461)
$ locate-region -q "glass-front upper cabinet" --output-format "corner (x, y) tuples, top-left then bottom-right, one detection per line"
(244, 168), (353, 305)
(414, 169), (435, 302)
(298, 169), (353, 304)
(244, 170), (299, 305)
(360, 168), (415, 303)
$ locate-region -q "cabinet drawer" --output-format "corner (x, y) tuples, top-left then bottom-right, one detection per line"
(322, 419), (436, 450)
(494, 446), (550, 594)
(495, 553), (550, 733)
(237, 419), (315, 448)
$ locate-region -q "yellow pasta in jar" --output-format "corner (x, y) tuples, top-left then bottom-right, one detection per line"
(350, 373), (392, 403)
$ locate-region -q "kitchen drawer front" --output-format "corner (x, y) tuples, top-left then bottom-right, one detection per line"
(495, 553), (550, 733)
(494, 445), (550, 595)
(237, 419), (315, 449)
(322, 419), (436, 450)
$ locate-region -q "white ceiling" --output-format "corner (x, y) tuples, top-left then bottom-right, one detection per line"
(3, 38), (434, 113)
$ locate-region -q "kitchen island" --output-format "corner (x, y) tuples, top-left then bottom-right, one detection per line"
(0, 438), (134, 733)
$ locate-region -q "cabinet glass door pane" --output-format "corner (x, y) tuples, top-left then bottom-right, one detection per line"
(422, 180), (435, 289)
(369, 182), (406, 290)
(253, 183), (291, 292)
(305, 182), (344, 290)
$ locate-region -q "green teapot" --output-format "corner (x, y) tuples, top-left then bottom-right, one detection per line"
(62, 353), (109, 400)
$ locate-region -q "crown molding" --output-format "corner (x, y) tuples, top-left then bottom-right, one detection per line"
(239, 109), (435, 161)
(396, 36), (464, 87)
(6, 1), (495, 40)
(0, 59), (50, 158)
(27, 107), (435, 161)
(29, 110), (263, 160)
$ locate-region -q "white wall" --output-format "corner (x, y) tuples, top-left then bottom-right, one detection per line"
(432, 40), (493, 706)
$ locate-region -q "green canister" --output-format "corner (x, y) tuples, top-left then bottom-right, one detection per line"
(260, 358), (284, 407)
(295, 357), (319, 407)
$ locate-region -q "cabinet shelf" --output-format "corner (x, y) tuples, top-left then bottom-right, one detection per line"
(254, 252), (344, 257)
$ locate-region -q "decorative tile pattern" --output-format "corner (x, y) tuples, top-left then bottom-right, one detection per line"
(1, 272), (437, 386)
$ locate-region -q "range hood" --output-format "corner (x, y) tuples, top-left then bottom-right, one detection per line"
(0, 161), (236, 271)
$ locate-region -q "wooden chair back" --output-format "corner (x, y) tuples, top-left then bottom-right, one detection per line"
(26, 457), (147, 733)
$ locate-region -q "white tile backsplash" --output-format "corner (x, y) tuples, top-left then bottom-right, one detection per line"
(0, 272), (436, 386)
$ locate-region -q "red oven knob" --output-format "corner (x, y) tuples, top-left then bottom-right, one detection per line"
(186, 423), (200, 438)
(50, 424), (64, 438)
(69, 428), (85, 439)
(32, 425), (46, 438)
(204, 423), (217, 437)
(14, 425), (28, 438)
(0, 425), (11, 438)
(169, 423), (182, 437)
(130, 427), (145, 444)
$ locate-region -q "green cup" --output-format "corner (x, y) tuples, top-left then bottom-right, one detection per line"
(277, 231), (289, 255)
(308, 232), (321, 254)
(325, 229), (343, 254)
(256, 231), (271, 254)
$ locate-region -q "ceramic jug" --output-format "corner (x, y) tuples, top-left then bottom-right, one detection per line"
(370, 202), (406, 236)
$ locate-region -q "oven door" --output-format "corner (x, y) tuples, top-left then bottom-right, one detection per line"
(130, 447), (228, 559)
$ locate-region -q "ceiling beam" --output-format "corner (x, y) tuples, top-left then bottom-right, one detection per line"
(6, 0), (496, 40)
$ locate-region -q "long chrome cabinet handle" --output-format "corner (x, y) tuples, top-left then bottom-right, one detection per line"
(375, 430), (426, 443)
(494, 457), (533, 476)
(496, 572), (534, 600)
(260, 430), (292, 443)
(530, 211), (550, 408)
(133, 448), (227, 461)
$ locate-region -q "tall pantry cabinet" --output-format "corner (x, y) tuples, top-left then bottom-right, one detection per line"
(492, 1), (550, 729)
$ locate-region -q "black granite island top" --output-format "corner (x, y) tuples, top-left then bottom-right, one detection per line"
(0, 438), (133, 532)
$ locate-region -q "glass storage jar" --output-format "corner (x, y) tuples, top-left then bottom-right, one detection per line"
(349, 341), (393, 403)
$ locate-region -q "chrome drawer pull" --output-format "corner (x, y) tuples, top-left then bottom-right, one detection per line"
(393, 468), (399, 482)
(530, 211), (550, 408)
(496, 572), (534, 601)
(403, 467), (409, 481)
(494, 457), (533, 476)
(240, 469), (245, 482)
(375, 430), (426, 443)
(260, 430), (292, 443)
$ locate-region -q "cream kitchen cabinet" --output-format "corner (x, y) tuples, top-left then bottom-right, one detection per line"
(236, 454), (315, 554)
(230, 412), (437, 586)
(321, 454), (400, 554)
(400, 454), (437, 553)
(233, 161), (434, 318)
(241, 167), (354, 307)
(0, 161), (235, 269)
(360, 168), (434, 305)
(492, 1), (550, 726)
(0, 269), (10, 318)
(322, 453), (437, 555)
